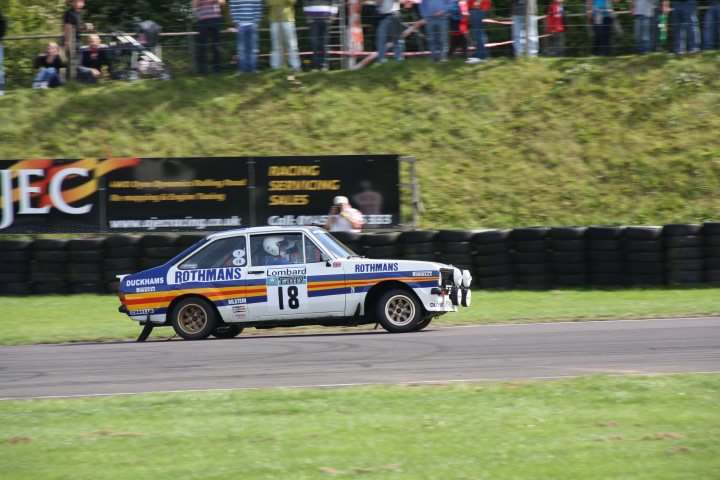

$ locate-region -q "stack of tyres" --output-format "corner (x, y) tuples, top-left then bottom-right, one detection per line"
(587, 227), (625, 287)
(663, 224), (704, 285)
(360, 231), (401, 259)
(472, 230), (512, 289)
(398, 230), (437, 262)
(32, 238), (70, 294)
(0, 239), (33, 295)
(139, 234), (180, 270)
(624, 226), (664, 286)
(436, 230), (477, 272)
(549, 227), (587, 287)
(176, 233), (207, 252)
(703, 222), (720, 285)
(329, 231), (362, 255)
(103, 235), (142, 293)
(510, 227), (550, 289)
(66, 237), (107, 293)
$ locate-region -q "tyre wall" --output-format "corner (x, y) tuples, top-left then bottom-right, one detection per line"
(1, 224), (720, 294)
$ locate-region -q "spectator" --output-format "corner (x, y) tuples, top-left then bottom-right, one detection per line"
(704, 0), (720, 49)
(267, 0), (301, 71)
(420, 0), (453, 62)
(304, 0), (338, 70)
(631, 0), (654, 53)
(193, 0), (225, 75)
(512, 0), (539, 57)
(324, 196), (364, 232)
(546, 0), (566, 56)
(466, 0), (491, 63)
(63, 0), (93, 81)
(33, 42), (66, 89)
(0, 8), (5, 96)
(668, 0), (700, 53)
(587, 0), (616, 55)
(77, 34), (113, 83)
(375, 0), (405, 63)
(229, 0), (263, 73)
(448, 0), (470, 58)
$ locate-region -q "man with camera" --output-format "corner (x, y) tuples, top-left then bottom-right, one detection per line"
(324, 196), (364, 232)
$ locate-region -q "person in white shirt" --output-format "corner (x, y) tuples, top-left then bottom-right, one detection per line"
(324, 196), (364, 232)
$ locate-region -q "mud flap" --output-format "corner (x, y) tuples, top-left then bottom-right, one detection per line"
(136, 323), (154, 342)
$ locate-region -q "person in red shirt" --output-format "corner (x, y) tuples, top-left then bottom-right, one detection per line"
(546, 0), (566, 56)
(466, 0), (491, 63)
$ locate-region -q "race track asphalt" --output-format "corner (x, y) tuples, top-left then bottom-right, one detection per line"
(1, 317), (719, 400)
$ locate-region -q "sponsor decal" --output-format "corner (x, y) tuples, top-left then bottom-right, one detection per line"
(354, 262), (399, 273)
(228, 298), (247, 305)
(129, 308), (155, 315)
(332, 262), (341, 268)
(135, 286), (156, 293)
(232, 249), (246, 266)
(412, 271), (434, 277)
(126, 277), (165, 287)
(232, 305), (247, 318)
(430, 300), (453, 308)
(173, 267), (243, 284)
(267, 276), (307, 286)
(267, 266), (307, 277)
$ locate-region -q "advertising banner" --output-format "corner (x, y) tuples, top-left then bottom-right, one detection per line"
(0, 155), (400, 234)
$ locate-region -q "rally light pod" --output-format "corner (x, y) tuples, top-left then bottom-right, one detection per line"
(461, 269), (472, 288)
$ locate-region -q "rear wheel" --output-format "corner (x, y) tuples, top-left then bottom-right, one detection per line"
(171, 297), (217, 340)
(211, 324), (244, 339)
(376, 289), (421, 333)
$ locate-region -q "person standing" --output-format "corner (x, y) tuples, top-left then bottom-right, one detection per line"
(375, 0), (405, 63)
(194, 0), (225, 75)
(0, 9), (6, 96)
(466, 0), (490, 63)
(229, 0), (263, 73)
(512, 0), (539, 57)
(304, 0), (338, 70)
(324, 196), (364, 232)
(546, 0), (566, 56)
(420, 0), (453, 62)
(63, 0), (93, 81)
(631, 0), (654, 53)
(704, 0), (720, 49)
(587, 0), (615, 55)
(668, 0), (700, 53)
(267, 0), (301, 71)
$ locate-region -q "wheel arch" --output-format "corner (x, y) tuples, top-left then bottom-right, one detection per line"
(165, 293), (223, 326)
(364, 281), (426, 322)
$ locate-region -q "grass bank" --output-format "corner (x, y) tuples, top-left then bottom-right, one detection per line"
(1, 374), (718, 479)
(1, 54), (719, 228)
(1, 287), (718, 345)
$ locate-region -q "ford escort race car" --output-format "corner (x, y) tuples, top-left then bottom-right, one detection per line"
(118, 226), (472, 340)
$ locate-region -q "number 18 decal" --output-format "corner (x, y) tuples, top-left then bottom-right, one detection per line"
(278, 286), (300, 310)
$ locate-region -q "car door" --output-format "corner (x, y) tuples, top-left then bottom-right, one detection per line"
(168, 235), (249, 322)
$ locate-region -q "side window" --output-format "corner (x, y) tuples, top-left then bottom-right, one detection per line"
(250, 234), (304, 266)
(178, 236), (247, 270)
(304, 236), (326, 264)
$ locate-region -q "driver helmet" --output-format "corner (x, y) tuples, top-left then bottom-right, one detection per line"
(262, 236), (285, 257)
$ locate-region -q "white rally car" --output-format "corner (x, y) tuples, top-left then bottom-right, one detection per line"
(118, 226), (472, 340)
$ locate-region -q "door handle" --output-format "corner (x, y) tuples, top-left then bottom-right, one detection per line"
(248, 270), (265, 274)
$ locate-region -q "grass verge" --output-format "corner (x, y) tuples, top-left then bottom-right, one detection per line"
(1, 287), (718, 345)
(1, 374), (718, 479)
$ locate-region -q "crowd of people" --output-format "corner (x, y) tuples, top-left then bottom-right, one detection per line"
(0, 0), (719, 92)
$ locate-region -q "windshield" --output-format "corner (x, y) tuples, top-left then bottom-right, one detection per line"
(315, 231), (357, 258)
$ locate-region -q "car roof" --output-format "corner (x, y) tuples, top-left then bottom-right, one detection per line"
(205, 225), (324, 241)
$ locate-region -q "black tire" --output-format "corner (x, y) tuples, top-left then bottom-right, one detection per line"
(106, 246), (142, 258)
(475, 274), (514, 289)
(551, 239), (585, 252)
(586, 226), (624, 239)
(0, 273), (29, 282)
(211, 324), (244, 339)
(475, 264), (513, 277)
(511, 240), (547, 252)
(665, 247), (703, 260)
(548, 227), (586, 240)
(34, 282), (71, 294)
(69, 250), (105, 262)
(413, 317), (433, 331)
(552, 262), (587, 275)
(67, 263), (101, 274)
(141, 234), (179, 247)
(437, 230), (478, 242)
(512, 252), (548, 264)
(402, 253), (437, 262)
(70, 283), (106, 294)
(365, 245), (400, 258)
(375, 289), (422, 333)
(33, 250), (69, 262)
(625, 251), (663, 263)
(510, 227), (549, 241)
(440, 253), (473, 267)
(0, 239), (33, 250)
(0, 282), (33, 295)
(105, 234), (142, 248)
(513, 263), (549, 275)
(68, 272), (103, 283)
(103, 257), (139, 270)
(626, 274), (664, 286)
(588, 239), (622, 251)
(588, 250), (623, 262)
(666, 270), (704, 284)
(0, 251), (31, 262)
(140, 257), (164, 269)
(624, 226), (662, 240)
(362, 232), (401, 246)
(0, 263), (31, 273)
(33, 238), (69, 250)
(627, 262), (664, 274)
(143, 246), (180, 259)
(399, 230), (438, 243)
(402, 242), (436, 255)
(589, 273), (624, 286)
(32, 262), (66, 274)
(664, 235), (702, 248)
(663, 224), (702, 236)
(705, 246), (720, 257)
(705, 258), (720, 270)
(514, 274), (551, 290)
(472, 229), (511, 245)
(176, 234), (206, 247)
(666, 259), (704, 271)
(553, 274), (587, 287)
(625, 240), (663, 252)
(331, 231), (363, 244)
(549, 251), (585, 263)
(68, 238), (106, 250)
(473, 253), (512, 267)
(705, 270), (720, 282)
(171, 297), (218, 340)
(589, 262), (623, 274)
(474, 242), (510, 256)
(703, 223), (720, 235)
(439, 242), (472, 254)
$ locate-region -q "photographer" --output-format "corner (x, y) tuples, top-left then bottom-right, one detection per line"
(324, 196), (364, 233)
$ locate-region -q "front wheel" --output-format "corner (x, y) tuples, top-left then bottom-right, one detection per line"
(413, 316), (433, 331)
(171, 297), (217, 340)
(211, 324), (244, 339)
(376, 289), (422, 333)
